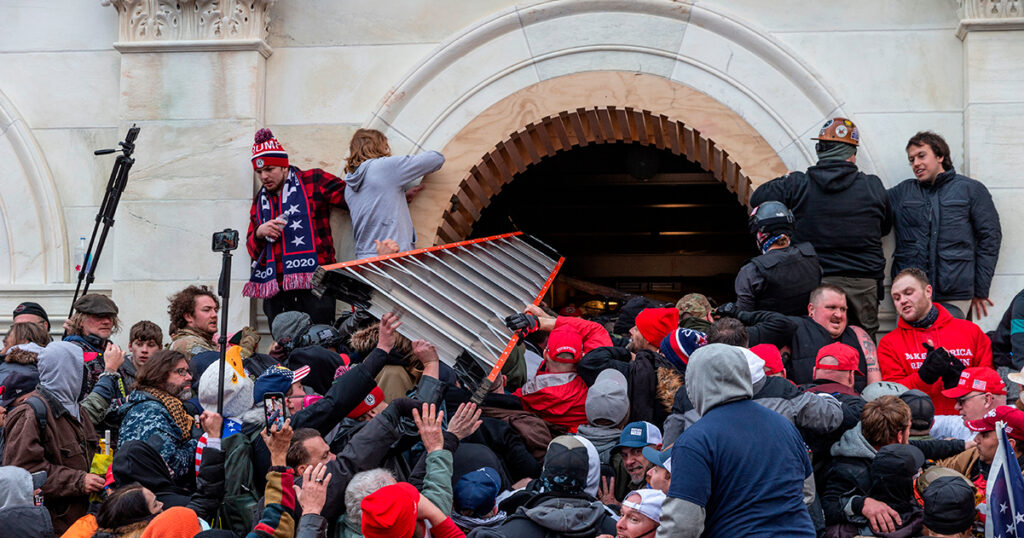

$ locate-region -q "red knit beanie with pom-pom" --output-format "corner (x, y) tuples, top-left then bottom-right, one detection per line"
(251, 128), (288, 170)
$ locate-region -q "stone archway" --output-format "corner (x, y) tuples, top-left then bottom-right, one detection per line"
(436, 105), (752, 243)
(0, 89), (66, 285)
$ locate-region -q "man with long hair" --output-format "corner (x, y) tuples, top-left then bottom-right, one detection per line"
(343, 128), (443, 260)
(244, 129), (347, 325)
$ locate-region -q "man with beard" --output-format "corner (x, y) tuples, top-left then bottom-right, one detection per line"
(167, 285), (219, 360)
(786, 284), (881, 392)
(611, 421), (662, 502)
(119, 349), (221, 485)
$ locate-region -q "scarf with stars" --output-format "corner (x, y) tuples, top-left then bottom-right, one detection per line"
(243, 168), (318, 299)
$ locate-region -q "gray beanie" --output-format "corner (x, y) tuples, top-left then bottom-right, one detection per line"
(271, 311), (311, 344)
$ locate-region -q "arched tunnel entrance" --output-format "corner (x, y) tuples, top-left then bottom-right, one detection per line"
(431, 106), (765, 318)
(470, 142), (754, 314)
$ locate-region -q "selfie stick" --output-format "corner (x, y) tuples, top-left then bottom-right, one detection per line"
(212, 229), (239, 434)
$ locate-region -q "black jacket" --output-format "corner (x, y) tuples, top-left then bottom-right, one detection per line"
(990, 288), (1024, 369)
(751, 161), (892, 279)
(888, 167), (1001, 301)
(111, 439), (225, 522)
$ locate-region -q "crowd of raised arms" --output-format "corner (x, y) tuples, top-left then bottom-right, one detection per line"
(0, 118), (1017, 538)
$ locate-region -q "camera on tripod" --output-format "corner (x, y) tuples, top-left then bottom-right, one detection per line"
(212, 229), (239, 253)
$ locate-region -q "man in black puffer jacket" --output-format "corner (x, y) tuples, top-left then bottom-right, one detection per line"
(889, 130), (1001, 321)
(751, 117), (892, 339)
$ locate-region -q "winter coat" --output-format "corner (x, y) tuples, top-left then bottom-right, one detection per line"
(878, 305), (993, 415)
(515, 372), (589, 432)
(117, 390), (198, 485)
(751, 161), (892, 279)
(888, 167), (1001, 301)
(990, 288), (1024, 369)
(478, 394), (559, 461)
(0, 344), (40, 384)
(467, 492), (617, 537)
(2, 388), (98, 535)
(168, 328), (217, 361)
(345, 151), (445, 258)
(111, 439), (225, 522)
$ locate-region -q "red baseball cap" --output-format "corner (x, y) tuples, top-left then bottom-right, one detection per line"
(751, 344), (784, 376)
(546, 326), (583, 363)
(361, 482), (420, 538)
(347, 386), (386, 419)
(815, 342), (862, 375)
(941, 367), (1006, 399)
(965, 406), (1024, 441)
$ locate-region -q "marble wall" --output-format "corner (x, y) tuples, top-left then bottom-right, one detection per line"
(0, 0), (1020, 343)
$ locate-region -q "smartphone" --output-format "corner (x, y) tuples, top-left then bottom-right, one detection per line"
(31, 471), (46, 505)
(263, 392), (287, 430)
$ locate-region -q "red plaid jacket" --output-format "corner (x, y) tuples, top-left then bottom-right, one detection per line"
(246, 167), (347, 279)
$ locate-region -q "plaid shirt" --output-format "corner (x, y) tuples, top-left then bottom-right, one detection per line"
(246, 167), (347, 279)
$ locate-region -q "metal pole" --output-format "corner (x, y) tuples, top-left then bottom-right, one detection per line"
(215, 249), (232, 434)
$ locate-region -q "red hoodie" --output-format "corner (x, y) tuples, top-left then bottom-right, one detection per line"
(515, 316), (612, 431)
(878, 305), (993, 415)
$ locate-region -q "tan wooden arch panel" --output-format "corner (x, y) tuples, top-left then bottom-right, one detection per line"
(410, 71), (789, 245)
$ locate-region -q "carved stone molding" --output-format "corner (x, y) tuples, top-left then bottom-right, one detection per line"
(102, 0), (276, 56)
(957, 0), (1024, 39)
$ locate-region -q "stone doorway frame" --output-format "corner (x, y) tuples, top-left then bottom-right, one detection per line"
(435, 105), (754, 243)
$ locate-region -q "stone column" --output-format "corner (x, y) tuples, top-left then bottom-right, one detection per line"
(958, 0), (1024, 330)
(103, 0), (275, 340)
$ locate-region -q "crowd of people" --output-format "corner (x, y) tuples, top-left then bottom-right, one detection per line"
(0, 118), (1017, 538)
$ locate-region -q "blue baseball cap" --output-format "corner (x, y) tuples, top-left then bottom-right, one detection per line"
(615, 421), (663, 450)
(642, 446), (672, 470)
(454, 467), (501, 517)
(253, 365), (293, 402)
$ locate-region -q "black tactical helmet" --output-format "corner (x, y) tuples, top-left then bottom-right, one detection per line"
(748, 201), (796, 236)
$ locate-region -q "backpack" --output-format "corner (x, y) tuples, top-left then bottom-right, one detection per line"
(214, 427), (264, 535)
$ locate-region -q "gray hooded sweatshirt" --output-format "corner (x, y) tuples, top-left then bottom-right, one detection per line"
(37, 342), (84, 420)
(0, 465), (33, 509)
(344, 151), (445, 259)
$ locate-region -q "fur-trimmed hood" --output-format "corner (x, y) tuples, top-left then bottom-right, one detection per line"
(656, 366), (684, 413)
(4, 347), (40, 365)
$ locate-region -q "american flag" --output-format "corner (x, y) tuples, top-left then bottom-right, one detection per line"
(987, 422), (1024, 537)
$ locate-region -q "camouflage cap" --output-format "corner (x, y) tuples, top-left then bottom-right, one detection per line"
(676, 293), (712, 318)
(73, 294), (118, 316)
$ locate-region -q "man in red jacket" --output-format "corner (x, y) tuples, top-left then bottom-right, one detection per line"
(513, 309), (612, 432)
(879, 268), (992, 438)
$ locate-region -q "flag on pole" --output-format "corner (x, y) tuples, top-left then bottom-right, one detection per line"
(986, 421), (1024, 537)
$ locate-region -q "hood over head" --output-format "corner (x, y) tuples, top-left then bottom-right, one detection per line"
(0, 466), (34, 509)
(37, 341), (84, 420)
(575, 435), (601, 498)
(684, 343), (753, 417)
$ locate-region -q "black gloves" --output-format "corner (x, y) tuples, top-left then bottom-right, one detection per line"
(504, 313), (539, 336)
(713, 302), (740, 319)
(389, 397), (426, 418)
(919, 342), (964, 387)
